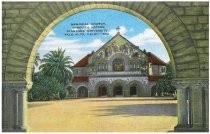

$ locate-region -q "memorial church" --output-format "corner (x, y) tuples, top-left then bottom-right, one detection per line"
(71, 31), (166, 98)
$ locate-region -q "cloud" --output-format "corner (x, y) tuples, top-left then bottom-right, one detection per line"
(39, 30), (104, 63)
(128, 28), (162, 46)
(109, 26), (128, 36)
(47, 30), (56, 37)
(128, 28), (169, 62)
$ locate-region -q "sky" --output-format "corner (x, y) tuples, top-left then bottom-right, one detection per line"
(38, 9), (170, 64)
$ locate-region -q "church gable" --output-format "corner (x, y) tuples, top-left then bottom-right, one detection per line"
(93, 33), (143, 59)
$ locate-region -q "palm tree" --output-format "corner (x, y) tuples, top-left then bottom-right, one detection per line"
(34, 53), (41, 67)
(39, 48), (74, 85)
(32, 53), (41, 75)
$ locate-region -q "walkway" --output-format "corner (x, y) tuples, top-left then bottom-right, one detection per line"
(27, 97), (177, 132)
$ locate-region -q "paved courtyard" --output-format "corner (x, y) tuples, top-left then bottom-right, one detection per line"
(27, 97), (177, 132)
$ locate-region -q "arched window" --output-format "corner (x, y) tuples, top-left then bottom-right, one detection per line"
(113, 58), (125, 71)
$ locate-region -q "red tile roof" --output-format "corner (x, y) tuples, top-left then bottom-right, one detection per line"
(146, 52), (166, 65)
(73, 52), (93, 67)
(148, 76), (162, 81)
(72, 76), (89, 82)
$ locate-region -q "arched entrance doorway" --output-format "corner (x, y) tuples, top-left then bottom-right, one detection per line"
(130, 84), (138, 96)
(113, 84), (123, 97)
(98, 85), (108, 97)
(77, 86), (88, 98)
(2, 2), (208, 132)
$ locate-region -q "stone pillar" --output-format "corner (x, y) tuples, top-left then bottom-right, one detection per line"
(176, 87), (188, 127)
(204, 84), (209, 130)
(124, 86), (130, 97)
(173, 78), (209, 132)
(173, 79), (190, 131)
(2, 81), (32, 132)
(190, 80), (209, 131)
(124, 90), (129, 97)
(15, 89), (28, 130)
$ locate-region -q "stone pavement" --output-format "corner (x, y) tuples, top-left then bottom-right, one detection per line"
(27, 97), (177, 132)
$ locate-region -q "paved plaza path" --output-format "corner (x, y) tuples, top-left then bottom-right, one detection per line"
(27, 97), (177, 132)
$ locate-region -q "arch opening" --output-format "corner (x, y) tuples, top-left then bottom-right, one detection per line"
(98, 84), (108, 97)
(130, 83), (138, 97)
(25, 3), (177, 83)
(113, 84), (123, 97)
(77, 86), (88, 98)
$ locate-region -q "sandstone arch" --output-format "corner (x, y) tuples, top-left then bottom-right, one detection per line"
(2, 2), (208, 132)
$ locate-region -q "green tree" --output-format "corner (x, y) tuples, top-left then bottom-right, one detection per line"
(28, 72), (65, 101)
(39, 48), (74, 85)
(32, 53), (41, 74)
(34, 52), (41, 67)
(155, 62), (176, 96)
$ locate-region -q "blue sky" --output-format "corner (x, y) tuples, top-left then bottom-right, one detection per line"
(38, 9), (170, 64)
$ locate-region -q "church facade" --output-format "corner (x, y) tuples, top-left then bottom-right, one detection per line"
(71, 32), (166, 98)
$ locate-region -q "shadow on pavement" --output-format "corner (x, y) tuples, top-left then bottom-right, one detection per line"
(93, 103), (177, 116)
(86, 98), (176, 102)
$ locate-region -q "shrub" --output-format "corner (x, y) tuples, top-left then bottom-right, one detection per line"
(28, 72), (65, 101)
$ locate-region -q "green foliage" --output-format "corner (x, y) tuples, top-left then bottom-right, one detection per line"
(34, 52), (41, 67)
(59, 90), (66, 100)
(39, 48), (74, 85)
(28, 72), (65, 101)
(32, 53), (41, 74)
(154, 63), (176, 96)
(28, 49), (74, 101)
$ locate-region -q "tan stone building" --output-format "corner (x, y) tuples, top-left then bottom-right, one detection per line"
(71, 32), (166, 98)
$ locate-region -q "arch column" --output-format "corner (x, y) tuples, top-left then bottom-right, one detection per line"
(2, 81), (32, 132)
(190, 80), (208, 131)
(124, 84), (130, 97)
(174, 81), (189, 129)
(177, 88), (188, 126)
(173, 79), (209, 132)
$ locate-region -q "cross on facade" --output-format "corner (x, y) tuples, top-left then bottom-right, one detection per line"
(116, 26), (120, 34)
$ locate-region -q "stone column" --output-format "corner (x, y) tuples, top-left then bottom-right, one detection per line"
(204, 83), (209, 130)
(15, 89), (28, 130)
(123, 85), (130, 97)
(176, 87), (188, 126)
(173, 78), (209, 132)
(2, 81), (32, 132)
(190, 80), (208, 131)
(173, 80), (189, 131)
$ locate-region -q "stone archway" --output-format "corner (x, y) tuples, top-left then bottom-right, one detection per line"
(128, 81), (143, 97)
(77, 86), (88, 98)
(113, 84), (123, 97)
(2, 2), (209, 132)
(95, 81), (110, 97)
(128, 81), (140, 96)
(130, 84), (137, 96)
(98, 84), (108, 97)
(111, 79), (127, 97)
